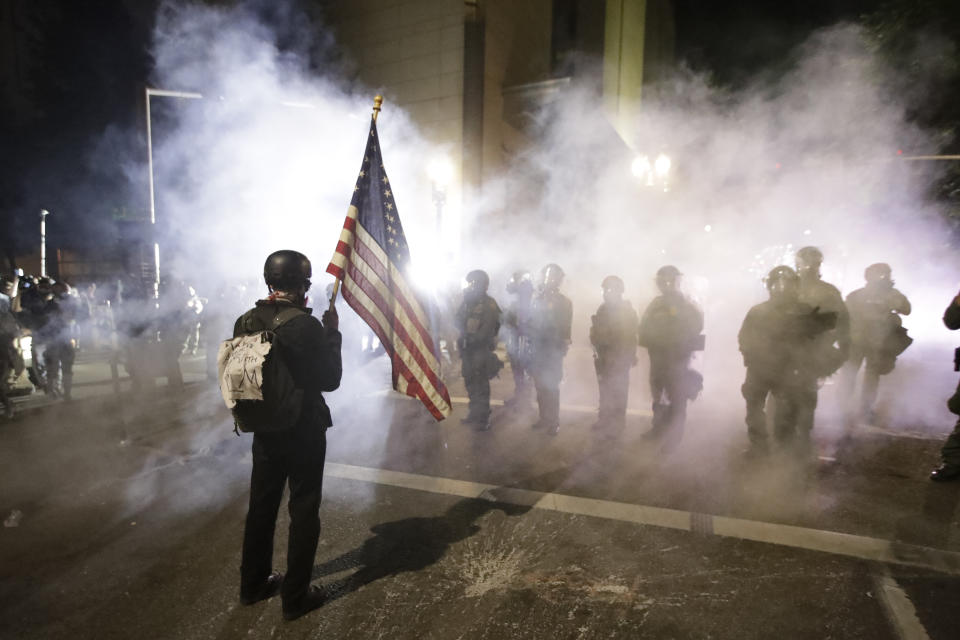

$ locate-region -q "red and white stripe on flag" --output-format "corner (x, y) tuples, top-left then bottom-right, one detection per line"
(328, 206), (452, 420)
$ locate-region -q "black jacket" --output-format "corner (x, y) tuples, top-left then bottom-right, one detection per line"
(234, 299), (342, 427)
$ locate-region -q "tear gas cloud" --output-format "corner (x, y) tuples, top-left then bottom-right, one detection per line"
(127, 2), (960, 514)
(468, 24), (960, 440)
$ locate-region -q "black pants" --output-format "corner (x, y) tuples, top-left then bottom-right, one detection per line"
(742, 368), (817, 451)
(596, 361), (631, 427)
(461, 349), (491, 421)
(508, 349), (532, 401)
(532, 348), (564, 428)
(0, 353), (11, 412)
(43, 340), (75, 398)
(941, 417), (960, 466)
(241, 423), (327, 606)
(648, 356), (688, 441)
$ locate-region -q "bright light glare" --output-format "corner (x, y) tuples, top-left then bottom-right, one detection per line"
(427, 156), (454, 187)
(654, 153), (671, 178)
(631, 155), (651, 179)
(704, 224), (712, 232)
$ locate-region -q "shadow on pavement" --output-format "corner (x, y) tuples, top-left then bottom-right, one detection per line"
(313, 497), (530, 602)
(311, 463), (579, 602)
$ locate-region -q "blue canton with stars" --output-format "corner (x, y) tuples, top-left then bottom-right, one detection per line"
(351, 118), (410, 267)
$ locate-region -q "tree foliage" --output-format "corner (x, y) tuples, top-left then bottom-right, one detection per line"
(864, 0), (960, 221)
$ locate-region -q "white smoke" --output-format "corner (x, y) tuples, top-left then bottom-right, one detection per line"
(118, 2), (960, 516)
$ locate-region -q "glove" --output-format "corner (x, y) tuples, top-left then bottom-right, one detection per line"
(322, 306), (339, 332)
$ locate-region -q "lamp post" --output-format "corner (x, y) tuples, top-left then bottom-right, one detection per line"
(425, 155), (454, 369)
(427, 155), (454, 242)
(39, 209), (49, 278)
(145, 87), (203, 299)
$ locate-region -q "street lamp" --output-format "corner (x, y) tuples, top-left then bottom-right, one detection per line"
(39, 209), (49, 278)
(427, 155), (454, 240)
(145, 87), (203, 300)
(630, 155), (652, 185)
(654, 153), (671, 183)
(631, 153), (671, 191)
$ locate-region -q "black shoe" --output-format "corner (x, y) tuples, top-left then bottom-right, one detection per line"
(531, 420), (542, 430)
(240, 572), (283, 605)
(476, 419), (491, 431)
(282, 585), (327, 621)
(930, 464), (960, 482)
(546, 423), (559, 436)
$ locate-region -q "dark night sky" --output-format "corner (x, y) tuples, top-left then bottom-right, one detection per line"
(0, 0), (940, 260)
(673, 0), (885, 87)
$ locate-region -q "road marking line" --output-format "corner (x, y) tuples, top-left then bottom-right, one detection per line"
(875, 566), (931, 640)
(370, 390), (653, 417)
(324, 462), (960, 576)
(859, 424), (940, 442)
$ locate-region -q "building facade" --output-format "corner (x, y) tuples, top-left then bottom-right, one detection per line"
(319, 0), (674, 225)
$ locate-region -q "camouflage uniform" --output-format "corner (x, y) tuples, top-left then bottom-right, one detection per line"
(456, 293), (501, 425)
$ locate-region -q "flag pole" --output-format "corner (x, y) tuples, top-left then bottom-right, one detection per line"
(329, 94), (383, 310)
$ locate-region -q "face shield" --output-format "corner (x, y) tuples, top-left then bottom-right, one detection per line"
(656, 274), (680, 295)
(768, 277), (798, 301)
(542, 265), (563, 290)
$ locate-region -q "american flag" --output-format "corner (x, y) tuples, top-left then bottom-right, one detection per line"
(327, 117), (452, 420)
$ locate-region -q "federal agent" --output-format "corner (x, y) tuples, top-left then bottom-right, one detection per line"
(0, 274), (20, 418)
(738, 266), (836, 457)
(237, 250), (341, 621)
(455, 270), (501, 430)
(529, 264), (572, 435)
(589, 275), (638, 432)
(795, 246), (850, 375)
(841, 263), (912, 422)
(503, 270), (534, 407)
(930, 290), (960, 481)
(638, 266), (703, 448)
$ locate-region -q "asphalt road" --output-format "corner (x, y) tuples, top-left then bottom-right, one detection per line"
(1, 352), (958, 639)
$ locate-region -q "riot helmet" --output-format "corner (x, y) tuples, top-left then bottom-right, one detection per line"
(601, 275), (624, 294)
(766, 265), (800, 301)
(864, 263), (893, 287)
(506, 270), (533, 296)
(655, 265), (682, 294)
(464, 269), (490, 298)
(795, 246), (823, 279)
(601, 275), (624, 304)
(541, 263), (564, 290)
(263, 250), (312, 292)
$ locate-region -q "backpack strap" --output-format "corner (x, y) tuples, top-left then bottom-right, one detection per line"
(238, 304), (307, 336)
(269, 306), (306, 331)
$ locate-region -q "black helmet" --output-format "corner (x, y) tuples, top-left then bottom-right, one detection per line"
(656, 265), (682, 279)
(506, 270), (532, 295)
(795, 246), (823, 266)
(263, 250), (312, 291)
(864, 262), (892, 283)
(601, 275), (624, 294)
(542, 263), (564, 288)
(766, 265), (799, 292)
(464, 269), (490, 292)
